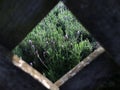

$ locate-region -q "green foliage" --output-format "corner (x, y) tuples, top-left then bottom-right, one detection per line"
(13, 2), (95, 82)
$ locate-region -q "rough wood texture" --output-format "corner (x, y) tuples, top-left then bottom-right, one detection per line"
(0, 0), (58, 50)
(0, 45), (48, 90)
(63, 0), (120, 65)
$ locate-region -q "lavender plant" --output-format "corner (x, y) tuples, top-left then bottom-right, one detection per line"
(13, 2), (95, 82)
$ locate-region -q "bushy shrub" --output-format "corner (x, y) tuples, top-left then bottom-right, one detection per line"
(13, 2), (95, 82)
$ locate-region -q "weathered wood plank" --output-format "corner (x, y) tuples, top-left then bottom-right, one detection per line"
(0, 45), (48, 90)
(0, 0), (58, 50)
(12, 55), (59, 90)
(63, 0), (120, 65)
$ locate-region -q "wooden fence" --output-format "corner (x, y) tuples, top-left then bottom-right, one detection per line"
(0, 0), (120, 90)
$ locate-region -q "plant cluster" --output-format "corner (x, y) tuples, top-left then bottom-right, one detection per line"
(13, 2), (96, 82)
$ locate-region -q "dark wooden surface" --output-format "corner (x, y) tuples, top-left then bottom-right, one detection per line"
(0, 0), (120, 90)
(0, 0), (58, 50)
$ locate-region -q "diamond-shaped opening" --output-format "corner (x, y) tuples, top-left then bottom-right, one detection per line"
(12, 1), (100, 83)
